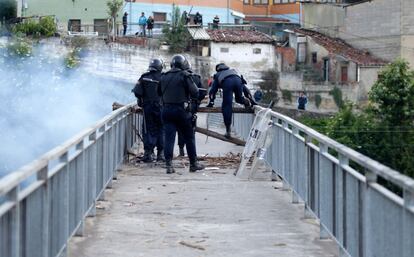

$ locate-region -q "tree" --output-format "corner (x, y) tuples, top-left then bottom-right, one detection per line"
(369, 59), (414, 126)
(162, 5), (189, 53)
(106, 0), (123, 39)
(302, 60), (414, 178)
(257, 69), (279, 104)
(0, 0), (16, 23)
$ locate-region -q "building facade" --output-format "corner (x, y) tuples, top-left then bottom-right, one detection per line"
(21, 0), (122, 34)
(242, 0), (300, 22)
(275, 28), (386, 112)
(301, 0), (414, 68)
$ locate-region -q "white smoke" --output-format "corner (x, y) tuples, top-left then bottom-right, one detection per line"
(0, 39), (135, 177)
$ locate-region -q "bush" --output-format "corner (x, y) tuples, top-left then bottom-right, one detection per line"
(329, 87), (343, 109)
(70, 36), (89, 49)
(38, 16), (56, 37)
(315, 94), (322, 108)
(64, 50), (81, 69)
(12, 17), (56, 37)
(281, 89), (292, 103)
(7, 38), (32, 57)
(257, 69), (279, 104)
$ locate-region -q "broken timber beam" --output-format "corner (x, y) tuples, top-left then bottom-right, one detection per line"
(195, 127), (246, 146)
(197, 107), (253, 114)
(112, 102), (253, 114)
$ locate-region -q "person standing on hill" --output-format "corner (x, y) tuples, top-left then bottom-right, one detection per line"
(147, 16), (154, 37)
(122, 12), (128, 36)
(138, 12), (147, 37)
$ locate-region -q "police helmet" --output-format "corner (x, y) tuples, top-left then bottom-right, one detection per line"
(215, 63), (229, 72)
(183, 60), (192, 70)
(148, 58), (163, 72)
(170, 54), (187, 70)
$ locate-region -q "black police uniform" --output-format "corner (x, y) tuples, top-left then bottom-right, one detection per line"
(177, 70), (207, 155)
(132, 69), (164, 162)
(208, 63), (250, 137)
(159, 64), (203, 173)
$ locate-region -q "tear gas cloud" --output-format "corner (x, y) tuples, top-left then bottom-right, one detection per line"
(0, 41), (135, 177)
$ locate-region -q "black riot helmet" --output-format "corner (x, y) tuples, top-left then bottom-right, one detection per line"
(183, 59), (192, 70)
(148, 58), (163, 72)
(170, 54), (187, 70)
(215, 63), (229, 72)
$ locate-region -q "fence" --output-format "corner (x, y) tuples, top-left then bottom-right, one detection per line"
(233, 106), (414, 257)
(0, 104), (142, 257)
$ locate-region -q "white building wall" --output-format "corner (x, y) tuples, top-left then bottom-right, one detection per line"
(210, 42), (276, 87)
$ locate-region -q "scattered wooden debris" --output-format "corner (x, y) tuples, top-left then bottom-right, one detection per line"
(179, 241), (206, 251)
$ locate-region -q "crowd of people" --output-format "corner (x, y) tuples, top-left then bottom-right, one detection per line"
(122, 11), (221, 37)
(132, 56), (256, 174)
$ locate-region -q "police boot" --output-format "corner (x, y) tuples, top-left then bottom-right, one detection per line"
(157, 150), (165, 162)
(190, 161), (205, 173)
(166, 160), (175, 174)
(225, 125), (232, 139)
(142, 150), (153, 163)
(179, 147), (185, 157)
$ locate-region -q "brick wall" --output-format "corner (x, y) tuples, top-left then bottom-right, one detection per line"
(276, 47), (296, 72)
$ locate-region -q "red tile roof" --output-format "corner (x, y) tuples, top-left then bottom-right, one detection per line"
(295, 28), (387, 66)
(206, 29), (274, 44)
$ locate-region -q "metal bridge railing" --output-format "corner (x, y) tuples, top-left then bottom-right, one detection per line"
(0, 104), (142, 257)
(233, 106), (414, 257)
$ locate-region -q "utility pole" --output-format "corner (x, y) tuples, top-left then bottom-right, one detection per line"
(227, 0), (230, 23)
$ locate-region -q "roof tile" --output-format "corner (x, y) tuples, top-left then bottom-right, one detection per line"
(206, 29), (274, 44)
(295, 28), (387, 66)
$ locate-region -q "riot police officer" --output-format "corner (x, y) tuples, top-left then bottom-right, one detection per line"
(132, 58), (164, 162)
(207, 63), (251, 138)
(159, 55), (205, 174)
(177, 62), (207, 156)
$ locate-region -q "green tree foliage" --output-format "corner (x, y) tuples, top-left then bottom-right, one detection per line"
(314, 94), (322, 108)
(281, 89), (292, 103)
(0, 0), (16, 22)
(329, 86), (343, 109)
(302, 60), (414, 178)
(12, 17), (56, 37)
(162, 5), (189, 53)
(369, 59), (414, 126)
(257, 69), (279, 104)
(107, 0), (123, 21)
(7, 37), (32, 57)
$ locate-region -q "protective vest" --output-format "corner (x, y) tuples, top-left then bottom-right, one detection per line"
(217, 69), (239, 85)
(160, 69), (195, 104)
(133, 71), (161, 103)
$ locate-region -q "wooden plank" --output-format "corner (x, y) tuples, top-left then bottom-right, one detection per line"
(195, 127), (246, 146)
(112, 102), (253, 114)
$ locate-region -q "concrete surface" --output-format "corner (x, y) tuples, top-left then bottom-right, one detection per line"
(68, 130), (338, 257)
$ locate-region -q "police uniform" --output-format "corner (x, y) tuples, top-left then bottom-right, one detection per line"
(177, 69), (207, 156)
(159, 55), (205, 174)
(132, 60), (164, 162)
(208, 63), (250, 138)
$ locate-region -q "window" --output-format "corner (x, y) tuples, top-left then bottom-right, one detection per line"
(253, 48), (262, 54)
(254, 0), (268, 4)
(274, 0), (295, 3)
(244, 0), (250, 4)
(312, 52), (317, 63)
(153, 12), (166, 22)
(220, 47), (229, 53)
(341, 66), (348, 82)
(68, 19), (81, 32)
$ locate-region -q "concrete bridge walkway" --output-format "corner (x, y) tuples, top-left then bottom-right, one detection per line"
(68, 129), (337, 257)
